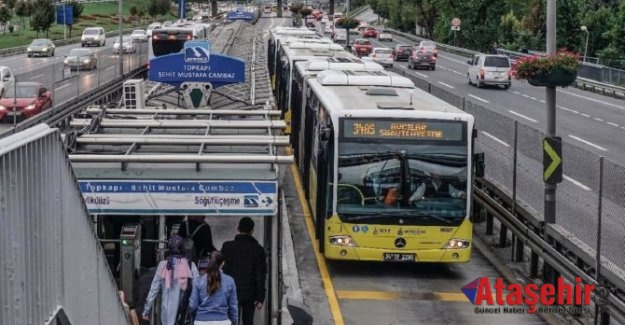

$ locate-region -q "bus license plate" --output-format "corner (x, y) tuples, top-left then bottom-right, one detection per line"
(383, 253), (415, 262)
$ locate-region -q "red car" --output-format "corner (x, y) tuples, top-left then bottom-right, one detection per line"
(361, 27), (378, 38)
(351, 39), (373, 57)
(0, 82), (52, 121)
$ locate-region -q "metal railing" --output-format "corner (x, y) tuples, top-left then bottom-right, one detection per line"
(0, 124), (130, 325)
(383, 28), (625, 99)
(392, 66), (625, 323)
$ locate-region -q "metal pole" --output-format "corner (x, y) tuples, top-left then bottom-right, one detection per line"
(12, 77), (17, 126)
(544, 0), (557, 225)
(594, 156), (604, 325)
(119, 0), (124, 76)
(63, 3), (67, 40)
(158, 215), (166, 261)
(271, 194), (280, 325)
(583, 30), (589, 63)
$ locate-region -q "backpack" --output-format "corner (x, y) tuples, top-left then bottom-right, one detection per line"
(184, 221), (206, 262)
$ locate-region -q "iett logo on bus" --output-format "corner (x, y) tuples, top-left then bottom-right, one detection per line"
(461, 277), (606, 315)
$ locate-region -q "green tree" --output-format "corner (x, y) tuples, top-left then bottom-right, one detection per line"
(15, 1), (32, 29)
(130, 5), (138, 25)
(581, 6), (612, 59)
(498, 11), (520, 49)
(599, 1), (625, 68)
(414, 0), (437, 39)
(4, 0), (17, 11)
(556, 0), (584, 51)
(0, 6), (12, 34)
(30, 0), (55, 37)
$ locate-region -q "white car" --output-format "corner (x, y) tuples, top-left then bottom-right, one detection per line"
(113, 37), (136, 54)
(378, 32), (393, 42)
(367, 47), (393, 67)
(146, 22), (162, 37)
(324, 25), (334, 35)
(81, 27), (106, 47)
(467, 54), (512, 89)
(130, 29), (147, 42)
(0, 66), (15, 99)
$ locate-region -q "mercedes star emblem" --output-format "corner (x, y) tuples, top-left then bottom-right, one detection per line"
(394, 237), (406, 248)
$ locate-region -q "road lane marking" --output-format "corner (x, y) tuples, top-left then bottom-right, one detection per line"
(529, 96), (537, 100)
(563, 175), (591, 191)
(55, 84), (71, 91)
(508, 110), (538, 123)
(512, 91), (520, 95)
(413, 71), (429, 78)
(481, 131), (510, 147)
(438, 55), (466, 64)
(31, 74), (44, 79)
(287, 148), (345, 325)
(522, 94), (530, 98)
(568, 135), (608, 151)
(593, 117), (604, 122)
(105, 66), (114, 70)
(468, 94), (489, 103)
(607, 122), (619, 127)
(437, 81), (455, 89)
(84, 73), (96, 79)
(558, 89), (625, 110)
(580, 113), (590, 118)
(556, 105), (579, 114)
(539, 100), (546, 103)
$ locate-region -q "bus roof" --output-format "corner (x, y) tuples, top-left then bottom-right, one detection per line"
(295, 57), (384, 75)
(307, 70), (469, 120)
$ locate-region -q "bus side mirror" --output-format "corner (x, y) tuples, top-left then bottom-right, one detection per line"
(474, 153), (485, 178)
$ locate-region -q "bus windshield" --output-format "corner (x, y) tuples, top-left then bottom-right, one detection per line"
(149, 29), (193, 58)
(336, 140), (468, 226)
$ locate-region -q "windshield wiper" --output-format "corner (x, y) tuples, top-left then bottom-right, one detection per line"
(366, 211), (455, 225)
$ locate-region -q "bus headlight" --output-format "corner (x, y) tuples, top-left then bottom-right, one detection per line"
(445, 239), (470, 249)
(329, 236), (356, 247)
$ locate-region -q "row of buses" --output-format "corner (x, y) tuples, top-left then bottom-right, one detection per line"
(268, 26), (484, 263)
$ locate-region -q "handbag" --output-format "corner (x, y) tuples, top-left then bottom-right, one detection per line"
(175, 260), (195, 325)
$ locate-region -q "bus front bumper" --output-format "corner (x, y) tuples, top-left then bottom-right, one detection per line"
(323, 245), (471, 263)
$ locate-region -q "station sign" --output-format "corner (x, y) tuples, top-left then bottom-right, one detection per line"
(148, 40), (245, 89)
(78, 180), (278, 215)
(227, 8), (255, 22)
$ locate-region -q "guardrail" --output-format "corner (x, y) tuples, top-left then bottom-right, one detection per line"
(382, 27), (625, 100)
(0, 26), (147, 58)
(0, 65), (147, 139)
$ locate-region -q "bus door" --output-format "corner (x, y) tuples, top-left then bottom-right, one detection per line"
(313, 111), (333, 252)
(290, 72), (303, 164)
(268, 39), (275, 88)
(301, 92), (317, 196)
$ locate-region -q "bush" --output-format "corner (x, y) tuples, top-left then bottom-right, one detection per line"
(511, 48), (581, 80)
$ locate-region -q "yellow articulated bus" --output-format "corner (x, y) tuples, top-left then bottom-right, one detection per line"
(297, 69), (483, 263)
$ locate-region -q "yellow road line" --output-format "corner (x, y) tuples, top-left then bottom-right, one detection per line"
(287, 147), (345, 325)
(336, 290), (403, 300)
(336, 290), (501, 303)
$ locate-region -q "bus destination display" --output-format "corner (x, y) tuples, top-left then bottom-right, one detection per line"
(343, 119), (464, 141)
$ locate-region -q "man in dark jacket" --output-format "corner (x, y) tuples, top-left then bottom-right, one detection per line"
(221, 217), (267, 325)
(179, 215), (217, 262)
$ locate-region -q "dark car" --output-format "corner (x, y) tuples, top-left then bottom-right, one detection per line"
(0, 82), (52, 121)
(408, 48), (437, 70)
(392, 44), (413, 61)
(64, 48), (97, 71)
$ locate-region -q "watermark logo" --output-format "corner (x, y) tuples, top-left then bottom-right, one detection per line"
(462, 277), (606, 315)
(184, 41), (211, 64)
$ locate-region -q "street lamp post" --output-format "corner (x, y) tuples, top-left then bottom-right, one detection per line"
(581, 25), (589, 63)
(118, 0), (124, 76)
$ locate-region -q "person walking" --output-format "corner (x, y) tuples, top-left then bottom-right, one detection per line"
(221, 217), (267, 325)
(180, 215), (217, 262)
(142, 234), (199, 325)
(189, 251), (239, 325)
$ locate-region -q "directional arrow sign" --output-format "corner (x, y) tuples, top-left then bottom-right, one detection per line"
(543, 136), (562, 184)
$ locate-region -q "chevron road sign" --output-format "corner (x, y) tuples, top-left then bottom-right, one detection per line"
(543, 136), (562, 184)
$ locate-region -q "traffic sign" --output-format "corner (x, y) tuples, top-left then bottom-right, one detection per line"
(543, 136), (562, 184)
(451, 26), (461, 31)
(451, 17), (461, 27)
(56, 5), (73, 25)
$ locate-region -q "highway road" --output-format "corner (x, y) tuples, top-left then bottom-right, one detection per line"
(362, 32), (625, 166)
(0, 36), (147, 131)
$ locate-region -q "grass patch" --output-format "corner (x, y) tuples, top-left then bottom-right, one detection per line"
(0, 0), (176, 49)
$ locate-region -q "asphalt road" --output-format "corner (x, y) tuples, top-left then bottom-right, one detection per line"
(0, 36), (147, 130)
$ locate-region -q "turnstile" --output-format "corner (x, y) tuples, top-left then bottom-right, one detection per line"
(120, 224), (141, 307)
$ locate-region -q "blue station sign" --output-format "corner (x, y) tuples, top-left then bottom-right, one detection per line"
(56, 5), (74, 25)
(148, 40), (245, 88)
(227, 9), (255, 22)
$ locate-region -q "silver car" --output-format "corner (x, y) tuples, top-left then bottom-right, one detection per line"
(113, 36), (136, 54)
(467, 54), (511, 89)
(368, 47), (393, 67)
(27, 39), (55, 57)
